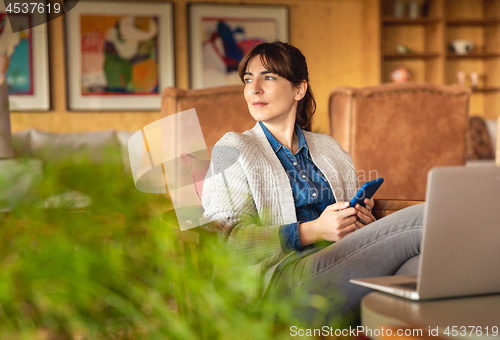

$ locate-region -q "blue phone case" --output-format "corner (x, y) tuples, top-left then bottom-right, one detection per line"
(349, 177), (385, 208)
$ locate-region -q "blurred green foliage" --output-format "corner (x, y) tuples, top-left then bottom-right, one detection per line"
(0, 150), (346, 339)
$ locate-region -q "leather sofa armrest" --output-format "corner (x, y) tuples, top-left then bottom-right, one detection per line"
(373, 199), (424, 220)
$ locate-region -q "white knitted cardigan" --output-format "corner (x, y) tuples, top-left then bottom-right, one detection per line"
(202, 123), (359, 299)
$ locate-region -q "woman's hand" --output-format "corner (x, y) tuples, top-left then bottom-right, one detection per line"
(355, 198), (376, 229)
(299, 201), (358, 246)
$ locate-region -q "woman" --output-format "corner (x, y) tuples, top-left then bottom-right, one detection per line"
(202, 41), (423, 324)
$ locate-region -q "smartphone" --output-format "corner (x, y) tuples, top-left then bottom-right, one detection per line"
(349, 177), (384, 208)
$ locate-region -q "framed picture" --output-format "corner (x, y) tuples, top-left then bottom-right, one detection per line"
(65, 1), (174, 111)
(0, 3), (50, 111)
(188, 3), (289, 89)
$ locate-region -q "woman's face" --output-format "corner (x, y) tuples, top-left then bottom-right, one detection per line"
(243, 56), (305, 126)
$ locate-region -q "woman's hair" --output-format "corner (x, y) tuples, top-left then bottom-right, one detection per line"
(238, 41), (316, 131)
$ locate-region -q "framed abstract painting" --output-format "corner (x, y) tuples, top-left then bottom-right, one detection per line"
(0, 3), (50, 111)
(65, 1), (174, 110)
(188, 3), (289, 89)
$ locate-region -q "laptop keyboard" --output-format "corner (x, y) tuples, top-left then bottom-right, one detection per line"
(390, 281), (417, 291)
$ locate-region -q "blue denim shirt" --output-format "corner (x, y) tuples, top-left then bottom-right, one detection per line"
(259, 122), (335, 253)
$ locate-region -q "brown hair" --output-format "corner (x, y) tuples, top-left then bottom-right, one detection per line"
(238, 41), (316, 131)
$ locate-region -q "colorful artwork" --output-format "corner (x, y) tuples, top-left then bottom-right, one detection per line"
(80, 15), (159, 95)
(66, 2), (173, 110)
(200, 17), (274, 88)
(0, 13), (33, 95)
(189, 4), (288, 89)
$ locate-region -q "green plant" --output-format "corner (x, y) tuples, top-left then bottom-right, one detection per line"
(0, 153), (348, 339)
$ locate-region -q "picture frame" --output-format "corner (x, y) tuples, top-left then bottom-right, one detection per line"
(188, 3), (289, 89)
(0, 3), (50, 111)
(65, 1), (174, 111)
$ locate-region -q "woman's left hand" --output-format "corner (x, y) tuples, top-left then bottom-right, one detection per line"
(355, 198), (376, 229)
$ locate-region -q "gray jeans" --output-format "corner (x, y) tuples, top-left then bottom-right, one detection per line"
(268, 203), (424, 325)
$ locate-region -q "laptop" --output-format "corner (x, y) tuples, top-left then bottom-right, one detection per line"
(350, 164), (500, 300)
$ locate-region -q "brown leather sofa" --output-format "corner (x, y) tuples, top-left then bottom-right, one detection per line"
(329, 82), (470, 201)
(161, 84), (431, 217)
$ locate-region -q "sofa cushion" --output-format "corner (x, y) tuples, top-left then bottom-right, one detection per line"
(180, 153), (210, 202)
(30, 129), (120, 163)
(484, 118), (497, 154)
(468, 116), (494, 160)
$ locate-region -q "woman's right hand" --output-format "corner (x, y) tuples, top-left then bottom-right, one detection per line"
(299, 202), (358, 246)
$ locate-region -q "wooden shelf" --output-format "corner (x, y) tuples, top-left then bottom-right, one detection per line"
(447, 18), (500, 26)
(383, 53), (441, 60)
(447, 53), (500, 59)
(381, 0), (500, 119)
(382, 17), (442, 25)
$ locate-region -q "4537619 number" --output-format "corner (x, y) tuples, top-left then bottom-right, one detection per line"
(444, 326), (498, 337)
(6, 2), (61, 14)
